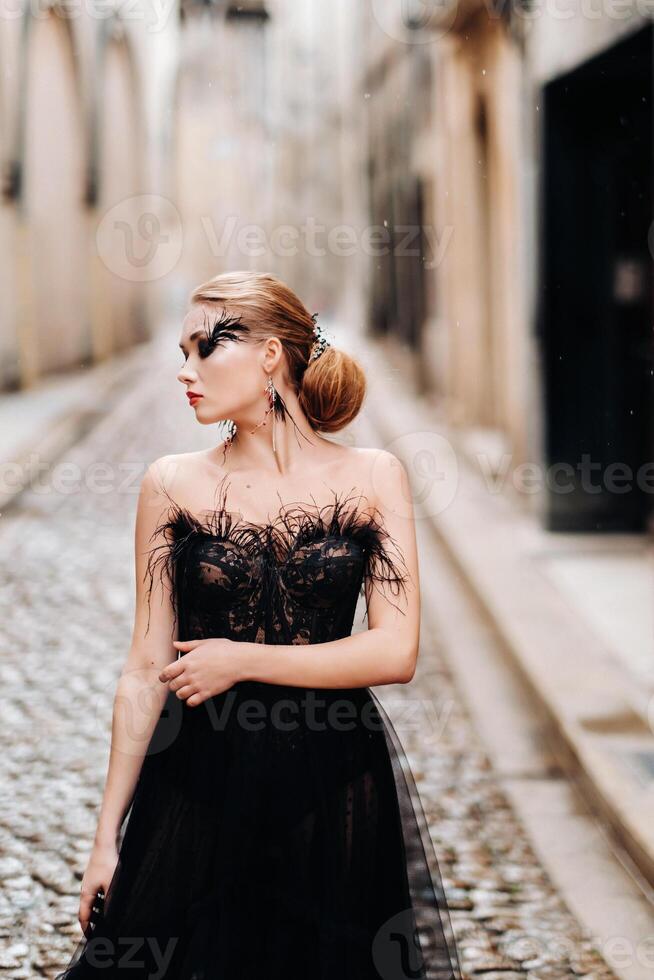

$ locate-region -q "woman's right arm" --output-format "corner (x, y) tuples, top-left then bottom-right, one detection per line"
(77, 457), (178, 935)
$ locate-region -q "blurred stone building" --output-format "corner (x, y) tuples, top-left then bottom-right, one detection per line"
(357, 0), (654, 533)
(172, 0), (353, 317)
(172, 0), (272, 295)
(0, 0), (179, 390)
(0, 0), (356, 394)
(358, 0), (530, 475)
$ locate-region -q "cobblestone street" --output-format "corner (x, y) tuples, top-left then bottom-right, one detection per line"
(0, 337), (618, 980)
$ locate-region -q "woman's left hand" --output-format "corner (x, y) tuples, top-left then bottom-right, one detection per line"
(159, 638), (245, 706)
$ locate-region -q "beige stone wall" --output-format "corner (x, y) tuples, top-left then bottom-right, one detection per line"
(22, 15), (89, 379)
(352, 2), (531, 466)
(171, 0), (355, 318)
(93, 33), (144, 360)
(435, 16), (527, 460)
(173, 13), (272, 295)
(0, 0), (179, 391)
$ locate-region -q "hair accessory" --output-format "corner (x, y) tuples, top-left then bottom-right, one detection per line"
(309, 313), (330, 362)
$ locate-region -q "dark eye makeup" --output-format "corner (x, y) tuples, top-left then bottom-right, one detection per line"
(180, 308), (251, 363)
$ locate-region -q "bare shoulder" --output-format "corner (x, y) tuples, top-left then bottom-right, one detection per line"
(144, 450), (214, 499)
(336, 446), (409, 514)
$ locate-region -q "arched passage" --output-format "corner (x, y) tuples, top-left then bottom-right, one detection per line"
(22, 12), (89, 375)
(94, 28), (145, 357)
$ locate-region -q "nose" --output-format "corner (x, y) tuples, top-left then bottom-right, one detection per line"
(177, 364), (197, 385)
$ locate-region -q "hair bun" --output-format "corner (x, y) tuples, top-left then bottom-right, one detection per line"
(298, 345), (366, 433)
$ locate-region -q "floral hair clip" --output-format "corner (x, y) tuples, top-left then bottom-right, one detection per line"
(309, 313), (331, 362)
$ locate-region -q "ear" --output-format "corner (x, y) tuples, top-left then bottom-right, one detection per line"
(260, 334), (284, 370)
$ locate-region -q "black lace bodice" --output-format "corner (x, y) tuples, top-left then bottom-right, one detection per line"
(144, 476), (410, 647)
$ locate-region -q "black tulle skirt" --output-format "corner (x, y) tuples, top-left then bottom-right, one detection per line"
(55, 681), (462, 980)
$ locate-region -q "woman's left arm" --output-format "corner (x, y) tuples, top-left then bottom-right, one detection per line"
(159, 450), (421, 703)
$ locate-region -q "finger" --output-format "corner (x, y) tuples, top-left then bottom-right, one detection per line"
(159, 659), (185, 683)
(167, 673), (190, 693)
(186, 691), (206, 707)
(172, 639), (201, 651)
(79, 892), (94, 932)
(175, 684), (196, 701)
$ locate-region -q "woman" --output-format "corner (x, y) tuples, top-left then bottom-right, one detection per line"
(56, 271), (462, 980)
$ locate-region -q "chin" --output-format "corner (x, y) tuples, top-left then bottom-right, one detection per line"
(198, 407), (224, 426)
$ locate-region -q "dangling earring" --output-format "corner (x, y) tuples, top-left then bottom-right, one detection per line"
(220, 419), (237, 463)
(250, 374), (278, 453)
(267, 376), (278, 454)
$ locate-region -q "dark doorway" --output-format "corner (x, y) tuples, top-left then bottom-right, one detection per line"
(540, 23), (654, 531)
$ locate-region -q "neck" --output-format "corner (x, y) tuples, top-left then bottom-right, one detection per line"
(220, 387), (320, 477)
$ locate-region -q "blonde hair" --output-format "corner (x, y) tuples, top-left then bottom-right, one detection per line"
(189, 270), (366, 433)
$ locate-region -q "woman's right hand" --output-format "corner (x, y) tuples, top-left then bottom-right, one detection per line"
(78, 841), (119, 937)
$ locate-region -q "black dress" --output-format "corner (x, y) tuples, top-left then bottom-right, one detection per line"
(56, 477), (462, 980)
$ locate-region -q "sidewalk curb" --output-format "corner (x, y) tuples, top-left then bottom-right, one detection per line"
(359, 335), (654, 895)
(0, 338), (160, 515)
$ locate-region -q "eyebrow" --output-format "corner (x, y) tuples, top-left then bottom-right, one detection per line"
(179, 329), (204, 350)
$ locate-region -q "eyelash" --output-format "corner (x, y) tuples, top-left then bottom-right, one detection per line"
(181, 310), (249, 365)
(180, 330), (230, 365)
(198, 331), (231, 358)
